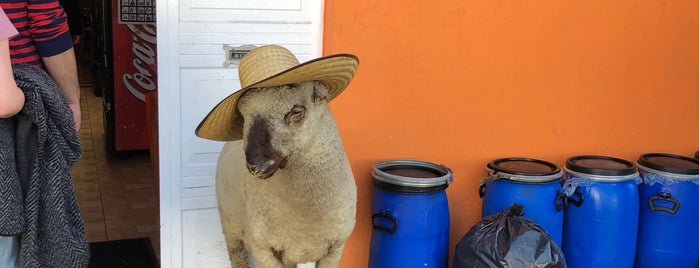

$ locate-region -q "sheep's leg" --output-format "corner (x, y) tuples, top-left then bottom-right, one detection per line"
(219, 213), (248, 267)
(315, 241), (346, 268)
(248, 244), (286, 268)
(226, 239), (250, 268)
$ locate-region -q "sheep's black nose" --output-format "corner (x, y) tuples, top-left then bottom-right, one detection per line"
(244, 117), (279, 179)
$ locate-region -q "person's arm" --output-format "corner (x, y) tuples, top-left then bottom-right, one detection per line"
(27, 0), (81, 129)
(0, 38), (24, 118)
(43, 48), (81, 130)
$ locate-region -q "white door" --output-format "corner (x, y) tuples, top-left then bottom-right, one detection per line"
(156, 0), (324, 267)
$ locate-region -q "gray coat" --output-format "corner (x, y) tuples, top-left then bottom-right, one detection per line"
(0, 64), (89, 267)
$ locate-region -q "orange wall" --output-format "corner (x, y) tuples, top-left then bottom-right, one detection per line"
(323, 1), (699, 267)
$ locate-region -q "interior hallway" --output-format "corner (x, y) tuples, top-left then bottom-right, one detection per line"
(70, 61), (160, 256)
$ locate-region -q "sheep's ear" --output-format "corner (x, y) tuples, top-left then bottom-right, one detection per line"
(312, 81), (329, 104)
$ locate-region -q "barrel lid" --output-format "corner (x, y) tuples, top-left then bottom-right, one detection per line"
(372, 159), (453, 188)
(486, 158), (562, 183)
(566, 155), (637, 176)
(637, 153), (699, 175)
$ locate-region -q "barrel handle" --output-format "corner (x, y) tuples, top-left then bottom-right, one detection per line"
(648, 192), (680, 215)
(567, 189), (584, 207)
(478, 175), (499, 198)
(555, 190), (567, 211)
(372, 209), (398, 235)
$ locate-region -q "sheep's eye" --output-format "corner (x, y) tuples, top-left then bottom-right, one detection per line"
(285, 105), (306, 125)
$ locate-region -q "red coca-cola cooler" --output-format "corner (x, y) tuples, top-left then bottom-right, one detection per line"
(94, 0), (156, 153)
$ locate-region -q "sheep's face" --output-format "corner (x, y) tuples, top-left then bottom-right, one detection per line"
(237, 81), (330, 179)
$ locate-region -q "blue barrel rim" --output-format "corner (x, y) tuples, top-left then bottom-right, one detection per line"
(372, 178), (448, 193)
(637, 153), (699, 177)
(563, 166), (640, 182)
(636, 164), (699, 181)
(566, 155), (637, 176)
(372, 159), (453, 189)
(485, 157), (562, 183)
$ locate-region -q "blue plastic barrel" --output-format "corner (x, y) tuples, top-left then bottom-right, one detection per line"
(635, 153), (699, 268)
(369, 159), (453, 268)
(562, 155), (640, 268)
(479, 157), (565, 246)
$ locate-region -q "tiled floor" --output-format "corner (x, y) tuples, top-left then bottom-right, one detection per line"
(71, 64), (160, 258)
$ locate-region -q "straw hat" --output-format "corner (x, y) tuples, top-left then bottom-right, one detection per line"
(195, 45), (359, 141)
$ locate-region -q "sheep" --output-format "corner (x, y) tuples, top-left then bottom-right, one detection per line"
(215, 80), (357, 268)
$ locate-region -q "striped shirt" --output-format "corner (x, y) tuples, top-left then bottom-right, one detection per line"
(0, 0), (73, 67)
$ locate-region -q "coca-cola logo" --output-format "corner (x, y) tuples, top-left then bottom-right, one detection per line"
(123, 23), (157, 102)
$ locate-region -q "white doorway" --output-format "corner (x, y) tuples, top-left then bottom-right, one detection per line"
(156, 0), (324, 267)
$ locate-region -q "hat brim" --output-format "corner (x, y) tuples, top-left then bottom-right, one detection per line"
(195, 54), (359, 141)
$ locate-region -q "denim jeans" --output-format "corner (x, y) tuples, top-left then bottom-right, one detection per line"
(0, 236), (19, 268)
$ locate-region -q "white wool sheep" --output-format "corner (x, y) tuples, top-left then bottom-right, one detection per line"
(216, 81), (357, 268)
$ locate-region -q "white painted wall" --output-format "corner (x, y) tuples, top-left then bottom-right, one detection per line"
(156, 0), (324, 267)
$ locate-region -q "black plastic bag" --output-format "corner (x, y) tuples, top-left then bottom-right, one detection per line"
(453, 204), (566, 268)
